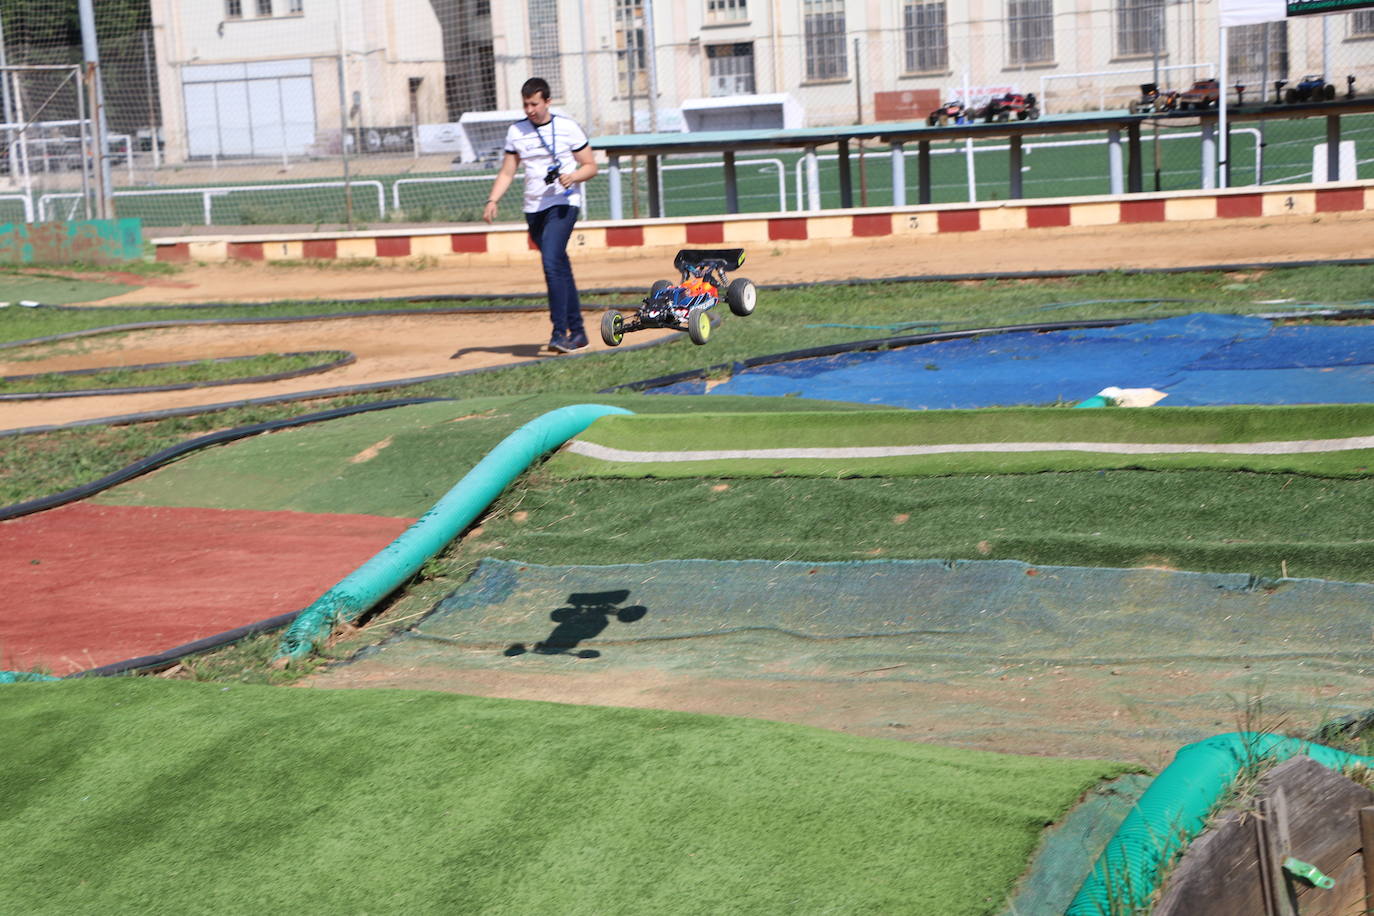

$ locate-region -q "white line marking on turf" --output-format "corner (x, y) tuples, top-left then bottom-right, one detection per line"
(565, 435), (1374, 462)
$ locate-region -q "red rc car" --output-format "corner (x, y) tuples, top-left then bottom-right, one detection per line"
(601, 248), (757, 347)
(982, 92), (1040, 122)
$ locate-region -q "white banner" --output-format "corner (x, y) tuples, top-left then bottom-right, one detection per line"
(1218, 0), (1288, 26)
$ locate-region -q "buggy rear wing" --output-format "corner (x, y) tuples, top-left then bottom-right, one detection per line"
(673, 248), (745, 276)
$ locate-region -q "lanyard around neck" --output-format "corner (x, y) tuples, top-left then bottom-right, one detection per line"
(531, 116), (556, 159)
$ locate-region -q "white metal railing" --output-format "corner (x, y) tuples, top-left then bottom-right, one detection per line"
(393, 158), (788, 217)
(1039, 63), (1213, 115)
(794, 129), (1263, 208)
(0, 193), (34, 223)
(391, 173), (493, 213)
(38, 179), (386, 225)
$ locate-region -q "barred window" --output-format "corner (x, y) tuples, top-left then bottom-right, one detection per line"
(1008, 0), (1054, 66)
(615, 0), (648, 97)
(287, 0), (302, 13)
(1228, 21), (1287, 88)
(1354, 11), (1374, 36)
(528, 0), (563, 99)
(1117, 0), (1165, 57)
(804, 0), (847, 81)
(707, 0), (748, 24)
(707, 43), (755, 96)
(256, 0), (272, 17)
(225, 0), (243, 19)
(903, 1), (948, 73)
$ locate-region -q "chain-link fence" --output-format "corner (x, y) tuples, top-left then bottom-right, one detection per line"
(1, 1), (1371, 231)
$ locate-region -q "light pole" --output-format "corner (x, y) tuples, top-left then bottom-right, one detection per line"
(77, 0), (114, 217)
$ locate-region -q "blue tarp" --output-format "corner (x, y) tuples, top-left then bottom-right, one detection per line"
(653, 314), (1374, 408)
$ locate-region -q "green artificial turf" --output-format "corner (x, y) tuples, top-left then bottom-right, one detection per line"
(0, 679), (1127, 915)
(5, 265), (1374, 510)
(549, 405), (1374, 479)
(90, 394), (867, 517)
(0, 271), (138, 305)
(447, 471), (1374, 585)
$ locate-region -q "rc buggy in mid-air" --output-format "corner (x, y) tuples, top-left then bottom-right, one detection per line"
(601, 248), (757, 347)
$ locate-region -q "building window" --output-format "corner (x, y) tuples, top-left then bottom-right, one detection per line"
(1117, 0), (1165, 57)
(615, 0), (648, 97)
(707, 43), (755, 96)
(1229, 21), (1287, 90)
(529, 0), (562, 98)
(1353, 11), (1374, 36)
(803, 0), (847, 81)
(707, 0), (748, 24)
(257, 0), (273, 17)
(287, 0), (303, 13)
(226, 0), (243, 19)
(1008, 0), (1054, 66)
(903, 1), (948, 73)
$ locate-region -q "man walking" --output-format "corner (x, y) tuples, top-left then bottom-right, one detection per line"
(483, 78), (598, 353)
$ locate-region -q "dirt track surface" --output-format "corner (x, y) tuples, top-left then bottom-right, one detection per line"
(0, 311), (676, 433)
(10, 210), (1365, 434)
(87, 210), (1374, 306)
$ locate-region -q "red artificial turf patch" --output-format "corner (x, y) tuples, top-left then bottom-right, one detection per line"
(0, 503), (415, 674)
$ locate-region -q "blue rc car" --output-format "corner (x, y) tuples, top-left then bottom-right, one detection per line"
(601, 248), (757, 347)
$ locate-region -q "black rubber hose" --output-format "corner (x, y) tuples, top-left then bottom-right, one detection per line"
(64, 610), (303, 679)
(0, 350), (355, 400)
(0, 396), (452, 521)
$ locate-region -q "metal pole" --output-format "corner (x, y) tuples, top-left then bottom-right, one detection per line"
(142, 29), (160, 170)
(1218, 26), (1228, 189)
(75, 66), (93, 219)
(890, 141), (905, 207)
(643, 0), (659, 133)
(853, 37), (862, 123)
(336, 1), (354, 228)
(576, 1), (592, 130)
(77, 0), (114, 217)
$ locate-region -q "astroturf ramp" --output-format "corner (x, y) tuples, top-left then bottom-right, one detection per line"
(444, 471), (1374, 585)
(546, 404), (1374, 479)
(0, 679), (1127, 915)
(91, 393), (875, 517)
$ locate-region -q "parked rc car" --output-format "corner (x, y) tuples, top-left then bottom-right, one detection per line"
(1284, 74), (1337, 103)
(982, 92), (1040, 122)
(601, 248), (757, 348)
(926, 99), (972, 126)
(1178, 78), (1220, 109)
(1128, 82), (1180, 114)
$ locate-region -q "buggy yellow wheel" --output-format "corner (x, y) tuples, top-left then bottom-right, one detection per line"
(687, 306), (711, 345)
(600, 310), (624, 347)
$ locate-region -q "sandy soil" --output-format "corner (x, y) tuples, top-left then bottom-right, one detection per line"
(0, 311), (677, 433)
(85, 210), (1374, 306)
(11, 209), (1368, 434)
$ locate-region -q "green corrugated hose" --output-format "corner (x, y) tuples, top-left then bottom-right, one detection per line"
(276, 403), (633, 662)
(1066, 731), (1373, 914)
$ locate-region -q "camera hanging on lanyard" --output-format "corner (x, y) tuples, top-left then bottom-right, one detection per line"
(536, 117), (562, 186)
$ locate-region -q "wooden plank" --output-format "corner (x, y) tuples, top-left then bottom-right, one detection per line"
(1153, 756), (1373, 916)
(1362, 807), (1374, 915)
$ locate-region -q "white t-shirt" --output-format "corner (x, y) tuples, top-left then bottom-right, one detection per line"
(503, 114), (590, 213)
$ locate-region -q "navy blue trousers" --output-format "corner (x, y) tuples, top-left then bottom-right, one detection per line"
(525, 204), (584, 337)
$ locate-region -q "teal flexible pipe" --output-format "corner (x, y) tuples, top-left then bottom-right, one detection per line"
(1067, 731), (1374, 915)
(276, 403), (632, 662)
(0, 671), (59, 684)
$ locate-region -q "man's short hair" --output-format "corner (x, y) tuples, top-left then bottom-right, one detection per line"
(521, 77), (551, 101)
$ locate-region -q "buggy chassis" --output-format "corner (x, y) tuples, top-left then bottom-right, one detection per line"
(601, 248), (757, 347)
